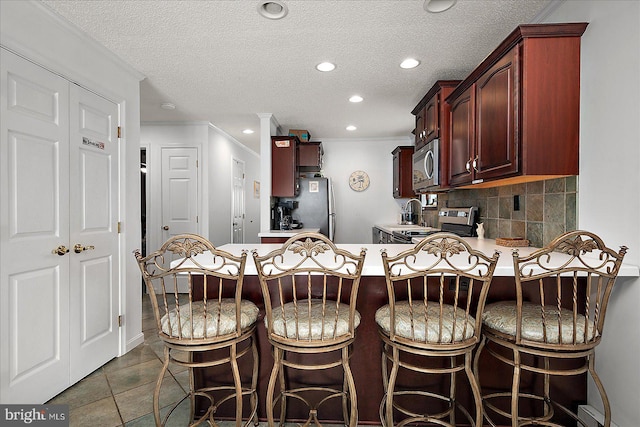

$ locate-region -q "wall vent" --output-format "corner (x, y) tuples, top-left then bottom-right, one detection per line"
(577, 405), (620, 427)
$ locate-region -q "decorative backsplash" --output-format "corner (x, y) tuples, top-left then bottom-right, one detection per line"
(423, 177), (578, 248)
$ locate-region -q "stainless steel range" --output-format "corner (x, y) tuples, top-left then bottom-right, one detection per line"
(390, 207), (479, 243)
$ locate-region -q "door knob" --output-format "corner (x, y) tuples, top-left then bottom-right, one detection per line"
(163, 226), (169, 230)
(74, 244), (95, 254)
(52, 245), (69, 256)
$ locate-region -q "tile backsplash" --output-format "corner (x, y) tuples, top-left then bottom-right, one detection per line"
(423, 177), (578, 248)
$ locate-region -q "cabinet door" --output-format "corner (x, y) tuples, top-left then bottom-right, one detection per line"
(414, 106), (426, 149)
(475, 48), (519, 181)
(424, 95), (439, 143)
(298, 142), (322, 170)
(271, 136), (298, 197)
(392, 150), (401, 198)
(448, 86), (474, 187)
(392, 146), (414, 198)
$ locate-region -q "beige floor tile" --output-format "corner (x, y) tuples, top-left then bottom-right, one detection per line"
(68, 395), (122, 427)
(47, 370), (112, 409)
(106, 358), (164, 395)
(114, 372), (186, 423)
(103, 343), (160, 374)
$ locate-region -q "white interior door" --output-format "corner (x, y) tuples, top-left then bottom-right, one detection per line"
(1, 49), (71, 403)
(68, 84), (119, 383)
(161, 147), (198, 240)
(232, 158), (245, 243)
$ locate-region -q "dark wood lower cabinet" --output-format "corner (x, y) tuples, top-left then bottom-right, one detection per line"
(193, 275), (586, 425)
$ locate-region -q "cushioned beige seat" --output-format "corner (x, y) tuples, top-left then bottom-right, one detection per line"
(378, 233), (500, 427)
(135, 234), (259, 427)
(253, 233), (366, 427)
(473, 230), (627, 427)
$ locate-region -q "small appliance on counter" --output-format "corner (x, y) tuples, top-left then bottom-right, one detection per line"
(271, 200), (298, 230)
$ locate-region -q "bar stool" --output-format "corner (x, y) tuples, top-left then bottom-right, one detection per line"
(377, 233), (500, 427)
(252, 232), (366, 427)
(474, 230), (627, 427)
(135, 234), (259, 427)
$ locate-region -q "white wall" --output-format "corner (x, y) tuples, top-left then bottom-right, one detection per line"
(543, 1), (640, 425)
(320, 136), (413, 243)
(0, 0), (145, 355)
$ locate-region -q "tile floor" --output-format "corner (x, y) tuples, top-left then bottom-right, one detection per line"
(47, 296), (200, 427)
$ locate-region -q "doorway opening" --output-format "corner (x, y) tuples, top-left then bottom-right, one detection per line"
(140, 148), (147, 293)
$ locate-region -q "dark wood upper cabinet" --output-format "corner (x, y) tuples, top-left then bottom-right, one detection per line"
(392, 146), (414, 199)
(271, 136), (299, 197)
(412, 80), (460, 189)
(298, 142), (323, 171)
(446, 23), (587, 188)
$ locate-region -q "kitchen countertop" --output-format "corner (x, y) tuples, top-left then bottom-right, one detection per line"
(374, 223), (440, 234)
(257, 228), (320, 238)
(203, 238), (639, 278)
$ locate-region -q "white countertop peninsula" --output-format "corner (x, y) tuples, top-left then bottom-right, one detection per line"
(215, 238), (639, 278)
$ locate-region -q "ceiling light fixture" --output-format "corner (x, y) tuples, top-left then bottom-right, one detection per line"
(346, 125), (357, 131)
(242, 129), (254, 134)
(349, 95), (363, 103)
(400, 58), (420, 69)
(257, 1), (288, 20)
(424, 0), (457, 13)
(160, 102), (176, 110)
(316, 62), (336, 72)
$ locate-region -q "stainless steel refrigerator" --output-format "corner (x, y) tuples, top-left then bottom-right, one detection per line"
(284, 177), (335, 240)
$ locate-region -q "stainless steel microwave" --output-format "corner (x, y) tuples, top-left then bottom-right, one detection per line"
(413, 139), (439, 192)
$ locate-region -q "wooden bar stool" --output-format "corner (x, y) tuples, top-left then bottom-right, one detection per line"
(135, 234), (259, 427)
(474, 230), (627, 427)
(252, 232), (366, 427)
(377, 233), (500, 427)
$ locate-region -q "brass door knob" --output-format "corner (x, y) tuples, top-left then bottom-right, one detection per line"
(74, 244), (95, 254)
(52, 245), (69, 256)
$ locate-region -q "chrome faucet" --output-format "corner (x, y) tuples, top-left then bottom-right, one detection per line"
(402, 198), (423, 225)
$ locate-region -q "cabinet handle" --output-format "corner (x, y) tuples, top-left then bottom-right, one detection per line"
(472, 156), (479, 172)
(465, 159), (471, 173)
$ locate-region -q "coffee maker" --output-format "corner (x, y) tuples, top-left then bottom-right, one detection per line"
(271, 200), (298, 230)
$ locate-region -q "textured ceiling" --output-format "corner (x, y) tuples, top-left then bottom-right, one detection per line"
(41, 0), (554, 153)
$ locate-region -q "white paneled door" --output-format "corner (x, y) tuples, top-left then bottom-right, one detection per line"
(68, 84), (119, 383)
(232, 158), (245, 243)
(0, 49), (120, 403)
(161, 147), (198, 239)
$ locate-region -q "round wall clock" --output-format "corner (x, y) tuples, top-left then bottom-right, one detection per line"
(349, 170), (370, 192)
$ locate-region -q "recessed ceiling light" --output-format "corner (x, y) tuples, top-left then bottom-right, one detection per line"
(316, 62), (336, 72)
(257, 1), (288, 20)
(242, 129), (254, 134)
(400, 58), (420, 69)
(346, 125), (357, 131)
(160, 102), (176, 110)
(424, 0), (457, 13)
(349, 95), (363, 103)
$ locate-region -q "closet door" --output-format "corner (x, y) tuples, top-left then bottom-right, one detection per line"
(68, 84), (120, 383)
(0, 49), (71, 403)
